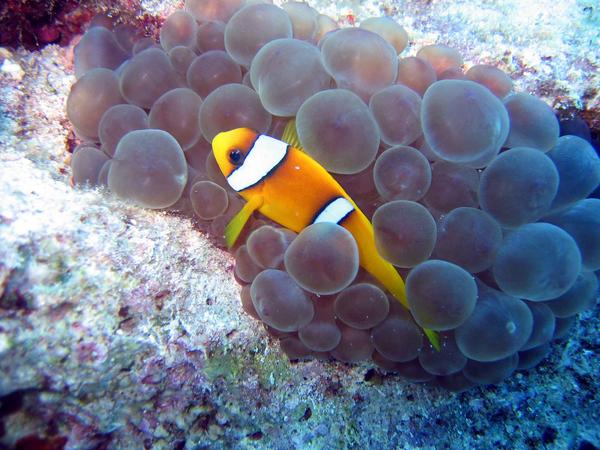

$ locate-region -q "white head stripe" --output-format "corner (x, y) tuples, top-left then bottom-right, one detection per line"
(313, 197), (354, 225)
(227, 135), (288, 191)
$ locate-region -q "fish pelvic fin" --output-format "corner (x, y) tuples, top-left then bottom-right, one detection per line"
(224, 195), (264, 249)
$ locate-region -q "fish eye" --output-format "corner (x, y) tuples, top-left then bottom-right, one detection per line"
(229, 148), (244, 165)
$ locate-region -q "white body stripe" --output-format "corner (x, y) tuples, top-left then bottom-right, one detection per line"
(227, 135), (288, 191)
(313, 197), (354, 224)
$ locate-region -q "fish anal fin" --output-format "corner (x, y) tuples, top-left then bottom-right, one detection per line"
(224, 195), (264, 249)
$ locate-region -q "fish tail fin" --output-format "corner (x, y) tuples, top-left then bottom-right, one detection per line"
(424, 328), (441, 351)
(387, 277), (441, 351)
(344, 211), (442, 351)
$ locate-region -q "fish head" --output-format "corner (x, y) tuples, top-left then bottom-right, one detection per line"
(211, 128), (259, 178)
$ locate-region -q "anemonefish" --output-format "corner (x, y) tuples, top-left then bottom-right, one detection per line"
(212, 126), (439, 350)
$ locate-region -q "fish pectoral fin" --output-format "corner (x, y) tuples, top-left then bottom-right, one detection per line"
(424, 328), (441, 352)
(224, 195), (264, 249)
(281, 118), (304, 151)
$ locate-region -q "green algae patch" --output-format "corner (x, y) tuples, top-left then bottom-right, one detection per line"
(203, 342), (292, 387)
(254, 350), (293, 388)
(342, 420), (362, 448)
(203, 348), (247, 382)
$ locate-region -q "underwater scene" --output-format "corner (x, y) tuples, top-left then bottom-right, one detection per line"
(0, 0), (598, 448)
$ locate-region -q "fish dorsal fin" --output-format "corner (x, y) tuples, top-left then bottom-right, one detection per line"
(224, 195), (264, 249)
(281, 119), (304, 150)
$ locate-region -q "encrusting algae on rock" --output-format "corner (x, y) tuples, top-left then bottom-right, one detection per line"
(62, 0), (600, 391)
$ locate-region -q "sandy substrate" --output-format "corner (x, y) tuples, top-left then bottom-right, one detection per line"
(0, 0), (598, 448)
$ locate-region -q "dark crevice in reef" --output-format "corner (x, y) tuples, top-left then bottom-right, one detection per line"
(0, 388), (117, 449)
(0, 389), (71, 450)
(0, 390), (26, 417)
(0, 0), (87, 50)
(0, 0), (160, 50)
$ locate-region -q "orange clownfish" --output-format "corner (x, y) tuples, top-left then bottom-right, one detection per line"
(211, 126), (439, 349)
